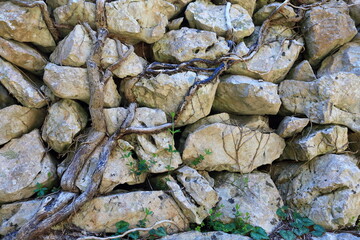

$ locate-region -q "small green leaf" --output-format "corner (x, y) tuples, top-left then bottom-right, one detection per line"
(250, 227), (269, 240)
(115, 220), (129, 233)
(149, 227), (167, 237)
(279, 230), (296, 240)
(300, 217), (315, 227)
(293, 226), (309, 236)
(128, 231), (140, 239)
(276, 208), (287, 220)
(311, 224), (326, 237)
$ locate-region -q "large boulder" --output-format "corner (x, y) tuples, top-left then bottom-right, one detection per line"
(0, 58), (48, 108)
(279, 72), (360, 132)
(301, 0), (357, 66)
(43, 63), (121, 108)
(153, 27), (230, 63)
(0, 105), (46, 145)
(275, 154), (360, 230)
(213, 172), (283, 233)
(0, 130), (57, 203)
(42, 99), (88, 153)
(212, 75), (281, 115)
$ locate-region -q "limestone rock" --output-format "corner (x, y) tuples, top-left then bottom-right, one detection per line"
(255, 0), (276, 11)
(43, 63), (121, 108)
(131, 71), (219, 126)
(182, 122), (285, 173)
(301, 0), (357, 66)
(0, 84), (16, 109)
(276, 116), (309, 138)
(317, 41), (360, 77)
(167, 17), (184, 30)
(213, 172), (283, 233)
(104, 107), (182, 173)
(0, 37), (47, 75)
(0, 58), (48, 108)
(253, 3), (296, 25)
(228, 0), (256, 16)
(160, 231), (252, 240)
(282, 125), (348, 161)
(46, 0), (69, 10)
(275, 154), (360, 230)
(42, 99), (88, 153)
(212, 75), (281, 115)
(286, 60), (317, 81)
(70, 191), (189, 233)
(76, 139), (147, 193)
(279, 72), (360, 132)
(153, 27), (230, 63)
(0, 199), (41, 236)
(0, 1), (55, 50)
(0, 105), (46, 145)
(0, 130), (57, 203)
(313, 232), (360, 240)
(347, 0), (360, 25)
(185, 1), (254, 42)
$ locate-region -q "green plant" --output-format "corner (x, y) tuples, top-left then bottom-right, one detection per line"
(191, 148), (212, 166)
(34, 182), (49, 197)
(164, 112), (181, 172)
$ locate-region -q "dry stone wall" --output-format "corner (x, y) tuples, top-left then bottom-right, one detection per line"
(0, 0), (359, 239)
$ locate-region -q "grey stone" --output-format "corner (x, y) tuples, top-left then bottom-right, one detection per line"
(276, 116), (309, 138)
(160, 231), (252, 240)
(313, 232), (360, 240)
(167, 17), (184, 30)
(286, 60), (317, 81)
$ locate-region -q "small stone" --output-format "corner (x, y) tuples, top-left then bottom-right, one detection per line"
(286, 60), (317, 81)
(276, 116), (309, 138)
(167, 17), (184, 30)
(253, 3), (296, 25)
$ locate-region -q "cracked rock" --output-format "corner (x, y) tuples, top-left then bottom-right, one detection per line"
(153, 27), (230, 63)
(212, 75), (281, 115)
(286, 60), (317, 82)
(253, 2), (296, 25)
(185, 1), (254, 42)
(70, 191), (189, 234)
(279, 72), (360, 132)
(213, 172), (283, 233)
(275, 154), (360, 230)
(0, 129), (57, 203)
(0, 58), (48, 108)
(276, 116), (309, 138)
(160, 231), (252, 240)
(131, 71), (219, 126)
(43, 63), (121, 108)
(182, 122), (285, 173)
(42, 99), (88, 153)
(282, 125), (348, 161)
(0, 105), (46, 145)
(301, 0), (357, 66)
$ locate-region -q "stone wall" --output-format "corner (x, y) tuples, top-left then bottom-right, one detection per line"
(0, 0), (359, 239)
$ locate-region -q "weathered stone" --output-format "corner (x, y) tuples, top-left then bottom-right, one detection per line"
(313, 232), (360, 240)
(0, 105), (46, 145)
(0, 130), (57, 203)
(317, 41), (360, 77)
(253, 3), (296, 25)
(131, 71), (219, 126)
(160, 231), (252, 240)
(43, 63), (121, 107)
(104, 107), (182, 173)
(0, 1), (55, 50)
(0, 84), (16, 109)
(347, 0), (360, 25)
(282, 125), (348, 161)
(0, 37), (47, 75)
(212, 75), (281, 115)
(182, 122), (285, 173)
(168, 17), (184, 30)
(42, 99), (88, 153)
(46, 0), (69, 10)
(153, 27), (230, 63)
(0, 199), (42, 236)
(286, 60), (317, 81)
(255, 0), (276, 11)
(213, 172), (283, 233)
(229, 0), (256, 16)
(279, 72), (360, 132)
(301, 0), (357, 66)
(275, 154), (360, 230)
(76, 139), (147, 193)
(70, 191), (189, 233)
(185, 1), (254, 42)
(0, 58), (48, 108)
(276, 116), (309, 138)
(233, 41), (249, 57)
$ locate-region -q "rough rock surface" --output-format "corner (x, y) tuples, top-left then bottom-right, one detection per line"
(253, 2), (296, 25)
(348, 0), (360, 25)
(70, 191), (189, 233)
(279, 72), (360, 132)
(213, 172), (283, 233)
(0, 37), (47, 75)
(275, 154), (360, 230)
(104, 107), (182, 173)
(160, 231), (252, 240)
(212, 75), (281, 115)
(0, 58), (48, 108)
(182, 122), (285, 173)
(185, 1), (254, 42)
(286, 60), (317, 82)
(0, 1), (55, 50)
(131, 71), (219, 126)
(301, 0), (357, 66)
(276, 116), (309, 138)
(282, 125), (348, 161)
(0, 130), (57, 203)
(153, 27), (230, 63)
(313, 233), (360, 240)
(42, 99), (88, 153)
(43, 63), (121, 107)
(0, 105), (46, 145)
(0, 84), (16, 109)
(229, 0), (256, 15)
